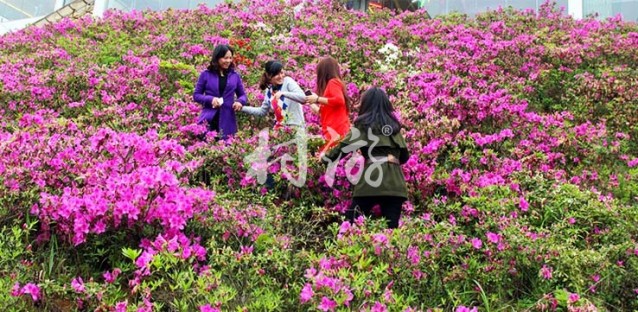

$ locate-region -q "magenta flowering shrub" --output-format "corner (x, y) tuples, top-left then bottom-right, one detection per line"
(1, 0), (638, 310)
(0, 114), (212, 244)
(301, 179), (638, 310)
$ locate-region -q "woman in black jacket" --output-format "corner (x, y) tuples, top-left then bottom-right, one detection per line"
(323, 87), (410, 228)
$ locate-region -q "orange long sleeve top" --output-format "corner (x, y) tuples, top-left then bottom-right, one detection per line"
(319, 78), (351, 153)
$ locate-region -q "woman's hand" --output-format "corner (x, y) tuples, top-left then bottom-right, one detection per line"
(232, 102), (243, 111)
(305, 93), (318, 104)
(212, 97), (223, 108)
(273, 91), (283, 101)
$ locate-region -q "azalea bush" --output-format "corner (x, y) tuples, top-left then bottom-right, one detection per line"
(1, 0), (638, 310)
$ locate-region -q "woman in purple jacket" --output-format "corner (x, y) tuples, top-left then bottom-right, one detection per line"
(193, 44), (247, 139)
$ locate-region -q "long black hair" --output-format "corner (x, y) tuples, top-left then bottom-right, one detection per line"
(354, 87), (402, 135)
(207, 44), (235, 73)
(259, 60), (283, 90)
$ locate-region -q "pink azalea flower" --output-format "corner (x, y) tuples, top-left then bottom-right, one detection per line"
(136, 251), (154, 269)
(592, 274), (601, 282)
(371, 302), (388, 312)
(318, 296), (337, 311)
(486, 232), (500, 244)
(10, 282), (21, 297)
(200, 305), (221, 312)
(103, 269), (122, 283)
(540, 265), (553, 280)
(300, 284), (314, 303)
(519, 196), (529, 212)
(21, 283), (41, 301)
(471, 238), (483, 249)
(71, 277), (85, 293)
(569, 292), (580, 303)
(115, 302), (128, 312)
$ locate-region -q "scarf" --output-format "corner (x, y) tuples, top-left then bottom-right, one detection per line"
(267, 84), (288, 129)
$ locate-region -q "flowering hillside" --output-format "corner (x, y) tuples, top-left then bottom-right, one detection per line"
(1, 0), (638, 310)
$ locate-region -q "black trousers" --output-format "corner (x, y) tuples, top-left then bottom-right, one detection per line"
(209, 111), (220, 133)
(198, 113), (221, 142)
(346, 196), (405, 229)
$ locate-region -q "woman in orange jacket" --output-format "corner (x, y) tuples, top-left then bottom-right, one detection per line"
(305, 57), (351, 154)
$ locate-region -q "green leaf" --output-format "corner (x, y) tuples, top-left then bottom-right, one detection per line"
(122, 247), (142, 262)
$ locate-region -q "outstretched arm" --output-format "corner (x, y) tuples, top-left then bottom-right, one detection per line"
(308, 79), (345, 108)
(242, 93), (271, 117)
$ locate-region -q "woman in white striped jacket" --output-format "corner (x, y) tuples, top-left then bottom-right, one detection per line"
(241, 60), (307, 129)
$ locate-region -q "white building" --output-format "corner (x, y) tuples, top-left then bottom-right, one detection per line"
(359, 0), (637, 21)
(0, 0), (227, 34)
(427, 0), (637, 21)
(92, 0), (228, 15)
(1, 0), (637, 35)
